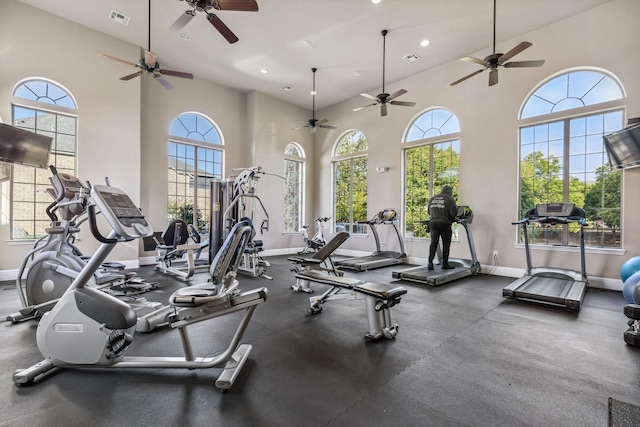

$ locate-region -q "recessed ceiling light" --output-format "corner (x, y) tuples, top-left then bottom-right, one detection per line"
(303, 40), (312, 47)
(353, 71), (362, 77)
(371, 0), (382, 4)
(179, 33), (191, 41)
(420, 39), (430, 47)
(260, 68), (269, 74)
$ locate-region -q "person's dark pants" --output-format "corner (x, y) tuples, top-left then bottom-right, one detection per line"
(429, 219), (452, 265)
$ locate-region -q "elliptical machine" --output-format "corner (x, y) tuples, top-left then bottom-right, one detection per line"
(13, 182), (267, 390)
(298, 216), (330, 254)
(9, 166), (125, 322)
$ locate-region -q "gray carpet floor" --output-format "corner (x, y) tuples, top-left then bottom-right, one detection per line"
(1, 255), (639, 427)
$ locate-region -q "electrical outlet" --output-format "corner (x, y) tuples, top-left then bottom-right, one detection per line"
(493, 250), (499, 259)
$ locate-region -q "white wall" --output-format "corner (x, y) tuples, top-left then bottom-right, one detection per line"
(315, 0), (640, 286)
(0, 0), (141, 271)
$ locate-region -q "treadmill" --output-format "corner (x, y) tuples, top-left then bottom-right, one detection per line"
(334, 209), (407, 271)
(392, 205), (481, 286)
(502, 203), (588, 311)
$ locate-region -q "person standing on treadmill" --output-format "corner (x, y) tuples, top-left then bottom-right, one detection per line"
(427, 185), (458, 270)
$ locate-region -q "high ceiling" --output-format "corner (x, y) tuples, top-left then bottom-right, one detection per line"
(17, 0), (614, 110)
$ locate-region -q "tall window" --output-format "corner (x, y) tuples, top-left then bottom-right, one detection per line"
(283, 143), (304, 233)
(333, 130), (368, 234)
(11, 79), (77, 240)
(168, 112), (223, 232)
(403, 108), (460, 238)
(518, 69), (625, 248)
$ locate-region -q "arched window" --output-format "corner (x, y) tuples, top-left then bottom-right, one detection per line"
(518, 69), (625, 248)
(283, 142), (305, 233)
(403, 108), (460, 238)
(11, 78), (77, 239)
(167, 112), (223, 232)
(332, 130), (368, 234)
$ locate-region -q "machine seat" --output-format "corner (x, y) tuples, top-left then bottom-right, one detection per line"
(354, 282), (407, 300)
(294, 269), (363, 288)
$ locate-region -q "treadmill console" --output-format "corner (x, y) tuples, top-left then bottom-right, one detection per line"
(525, 203), (586, 224)
(455, 205), (473, 224)
(91, 184), (152, 239)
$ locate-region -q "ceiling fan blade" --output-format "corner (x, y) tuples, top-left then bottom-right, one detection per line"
(169, 10), (196, 32)
(120, 71), (142, 81)
(380, 103), (388, 117)
(390, 101), (416, 107)
(154, 74), (174, 90)
(353, 103), (377, 112)
(488, 68), (499, 86)
(207, 13), (239, 44)
(215, 0), (259, 12)
(504, 59), (546, 68)
(99, 53), (137, 67)
(291, 125), (310, 131)
(449, 69), (485, 86)
(315, 119), (328, 125)
(359, 93), (379, 101)
(159, 69), (194, 79)
(460, 56), (488, 66)
(318, 124), (338, 130)
(144, 51), (157, 68)
(388, 89), (407, 101)
(498, 41), (532, 63)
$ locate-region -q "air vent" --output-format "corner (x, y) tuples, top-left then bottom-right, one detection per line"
(402, 53), (420, 63)
(109, 10), (131, 26)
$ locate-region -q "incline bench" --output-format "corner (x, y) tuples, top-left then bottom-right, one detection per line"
(294, 269), (408, 343)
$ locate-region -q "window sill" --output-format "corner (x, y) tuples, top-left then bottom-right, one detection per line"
(513, 243), (626, 256)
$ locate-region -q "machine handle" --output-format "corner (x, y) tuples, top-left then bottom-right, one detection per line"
(87, 204), (118, 244)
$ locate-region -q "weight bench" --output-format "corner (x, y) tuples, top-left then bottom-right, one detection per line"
(293, 269), (407, 342)
(288, 231), (350, 293)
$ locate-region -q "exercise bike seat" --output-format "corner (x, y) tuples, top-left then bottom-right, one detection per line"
(169, 282), (225, 307)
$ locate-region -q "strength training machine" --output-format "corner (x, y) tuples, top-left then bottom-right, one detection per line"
(392, 205), (481, 286)
(502, 203), (588, 311)
(13, 182), (267, 390)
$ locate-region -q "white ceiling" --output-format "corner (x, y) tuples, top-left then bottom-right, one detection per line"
(17, 0), (614, 110)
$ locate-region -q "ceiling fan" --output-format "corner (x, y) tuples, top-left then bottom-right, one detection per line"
(100, 0), (193, 90)
(354, 30), (416, 117)
(450, 0), (545, 87)
(292, 68), (338, 134)
(169, 0), (259, 44)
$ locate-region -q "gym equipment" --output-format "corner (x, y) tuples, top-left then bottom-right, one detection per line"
(392, 205), (481, 286)
(620, 256), (640, 283)
(13, 183), (267, 390)
(623, 271), (640, 304)
(289, 231), (350, 293)
(8, 166), (147, 323)
(293, 269), (407, 342)
(334, 209), (407, 271)
(298, 216), (330, 254)
(153, 219), (209, 280)
(502, 203), (588, 311)
(209, 167), (279, 280)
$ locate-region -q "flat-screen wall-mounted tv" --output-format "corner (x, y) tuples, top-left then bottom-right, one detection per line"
(604, 123), (640, 170)
(0, 123), (52, 169)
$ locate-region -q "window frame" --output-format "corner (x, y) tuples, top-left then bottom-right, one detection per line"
(332, 130), (368, 235)
(10, 79), (78, 241)
(517, 69), (626, 250)
(167, 112), (224, 233)
(283, 142), (305, 234)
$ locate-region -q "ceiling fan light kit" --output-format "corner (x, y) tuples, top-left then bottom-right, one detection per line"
(100, 0), (194, 90)
(354, 29), (416, 117)
(169, 0), (259, 44)
(450, 0), (545, 87)
(291, 68), (338, 133)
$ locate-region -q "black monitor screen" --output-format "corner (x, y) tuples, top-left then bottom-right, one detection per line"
(0, 123), (52, 169)
(603, 123), (640, 170)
